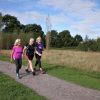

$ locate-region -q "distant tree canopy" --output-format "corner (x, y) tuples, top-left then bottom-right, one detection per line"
(0, 13), (3, 32)
(2, 14), (21, 33)
(78, 38), (100, 52)
(74, 34), (83, 46)
(1, 14), (44, 36)
(0, 13), (45, 41)
(50, 30), (83, 47)
(0, 13), (46, 49)
(0, 12), (84, 49)
(24, 24), (42, 33)
(50, 30), (58, 47)
(1, 12), (100, 52)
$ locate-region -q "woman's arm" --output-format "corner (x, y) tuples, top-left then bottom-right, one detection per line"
(23, 46), (27, 57)
(23, 44), (28, 55)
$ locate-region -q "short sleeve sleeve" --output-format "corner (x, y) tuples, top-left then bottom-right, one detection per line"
(12, 46), (16, 53)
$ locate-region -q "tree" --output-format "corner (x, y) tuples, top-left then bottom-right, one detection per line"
(24, 24), (45, 45)
(20, 24), (25, 33)
(0, 13), (3, 32)
(2, 14), (21, 33)
(50, 30), (58, 47)
(74, 34), (83, 46)
(24, 24), (42, 33)
(56, 35), (62, 48)
(59, 30), (72, 47)
(96, 38), (100, 51)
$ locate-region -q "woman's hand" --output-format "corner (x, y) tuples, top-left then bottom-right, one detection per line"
(35, 51), (42, 56)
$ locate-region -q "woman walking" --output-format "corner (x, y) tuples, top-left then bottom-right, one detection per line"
(35, 37), (45, 74)
(11, 39), (23, 79)
(23, 38), (36, 75)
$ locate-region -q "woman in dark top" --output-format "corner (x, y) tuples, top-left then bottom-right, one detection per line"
(35, 37), (45, 74)
(23, 38), (35, 75)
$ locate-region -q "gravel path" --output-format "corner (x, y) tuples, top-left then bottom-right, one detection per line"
(0, 60), (100, 100)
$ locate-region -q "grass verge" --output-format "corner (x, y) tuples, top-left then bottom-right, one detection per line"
(0, 72), (47, 100)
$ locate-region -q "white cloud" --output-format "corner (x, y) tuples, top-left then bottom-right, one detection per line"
(38, 0), (95, 14)
(2, 10), (46, 25)
(3, 0), (28, 2)
(1, 0), (100, 38)
(38, 0), (100, 38)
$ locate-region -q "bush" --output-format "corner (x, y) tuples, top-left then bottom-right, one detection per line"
(78, 38), (100, 52)
(96, 38), (100, 51)
(0, 33), (46, 49)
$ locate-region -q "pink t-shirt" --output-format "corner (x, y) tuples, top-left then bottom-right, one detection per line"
(12, 46), (23, 59)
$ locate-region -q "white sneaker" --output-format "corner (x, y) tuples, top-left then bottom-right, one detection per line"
(16, 73), (20, 79)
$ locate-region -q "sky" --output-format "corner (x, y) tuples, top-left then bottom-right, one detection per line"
(0, 0), (100, 39)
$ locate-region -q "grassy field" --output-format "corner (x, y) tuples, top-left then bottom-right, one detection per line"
(42, 50), (100, 72)
(1, 49), (100, 72)
(0, 72), (47, 100)
(0, 50), (100, 90)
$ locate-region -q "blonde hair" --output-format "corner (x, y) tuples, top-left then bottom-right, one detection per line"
(36, 37), (42, 43)
(29, 38), (34, 42)
(14, 39), (21, 46)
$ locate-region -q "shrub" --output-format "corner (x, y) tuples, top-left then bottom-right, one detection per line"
(78, 38), (100, 52)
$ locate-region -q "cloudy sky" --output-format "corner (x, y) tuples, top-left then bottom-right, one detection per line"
(0, 0), (100, 39)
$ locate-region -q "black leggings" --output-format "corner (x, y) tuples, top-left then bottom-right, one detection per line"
(35, 53), (41, 68)
(14, 58), (22, 74)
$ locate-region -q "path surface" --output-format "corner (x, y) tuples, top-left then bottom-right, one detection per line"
(0, 60), (100, 100)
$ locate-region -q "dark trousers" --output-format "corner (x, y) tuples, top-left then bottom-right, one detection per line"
(14, 58), (22, 74)
(35, 53), (41, 68)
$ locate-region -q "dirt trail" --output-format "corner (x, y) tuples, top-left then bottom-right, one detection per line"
(0, 61), (100, 100)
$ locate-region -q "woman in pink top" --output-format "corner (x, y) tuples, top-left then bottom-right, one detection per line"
(11, 39), (23, 79)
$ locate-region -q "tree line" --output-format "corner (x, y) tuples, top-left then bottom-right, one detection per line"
(0, 12), (100, 52)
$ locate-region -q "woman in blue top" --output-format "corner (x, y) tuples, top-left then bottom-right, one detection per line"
(35, 37), (45, 74)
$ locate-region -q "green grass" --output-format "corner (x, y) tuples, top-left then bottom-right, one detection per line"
(44, 64), (100, 90)
(0, 72), (47, 100)
(0, 54), (100, 90)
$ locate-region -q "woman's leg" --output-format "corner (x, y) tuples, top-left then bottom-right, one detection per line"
(35, 54), (45, 74)
(28, 60), (33, 72)
(25, 55), (30, 70)
(38, 56), (45, 73)
(25, 55), (35, 74)
(35, 60), (38, 66)
(38, 57), (41, 68)
(35, 54), (43, 70)
(14, 59), (20, 78)
(35, 54), (39, 67)
(14, 59), (19, 74)
(35, 53), (41, 67)
(37, 55), (41, 68)
(18, 58), (22, 70)
(28, 59), (35, 75)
